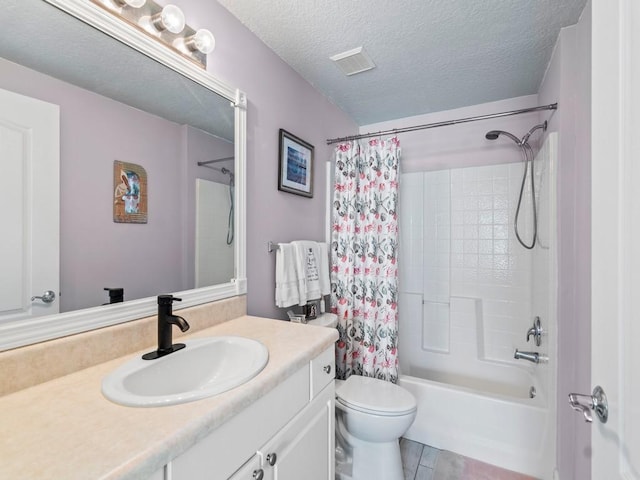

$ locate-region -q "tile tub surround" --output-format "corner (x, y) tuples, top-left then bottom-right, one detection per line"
(0, 315), (338, 479)
(0, 295), (246, 396)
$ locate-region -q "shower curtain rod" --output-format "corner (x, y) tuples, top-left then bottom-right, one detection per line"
(325, 103), (558, 145)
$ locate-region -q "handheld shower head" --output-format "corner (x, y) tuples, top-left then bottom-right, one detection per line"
(483, 121), (547, 250)
(485, 130), (522, 145)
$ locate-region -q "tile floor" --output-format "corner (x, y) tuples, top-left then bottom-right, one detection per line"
(400, 438), (537, 480)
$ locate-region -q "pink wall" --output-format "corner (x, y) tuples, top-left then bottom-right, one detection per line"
(177, 0), (358, 320)
(359, 95), (541, 172)
(0, 58), (234, 311)
(538, 2), (592, 479)
(0, 58), (179, 310)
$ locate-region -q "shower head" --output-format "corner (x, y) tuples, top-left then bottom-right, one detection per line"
(485, 130), (522, 145)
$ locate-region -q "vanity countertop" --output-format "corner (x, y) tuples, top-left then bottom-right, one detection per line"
(0, 316), (338, 479)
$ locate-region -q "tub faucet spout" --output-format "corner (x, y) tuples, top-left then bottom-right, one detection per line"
(514, 349), (541, 364)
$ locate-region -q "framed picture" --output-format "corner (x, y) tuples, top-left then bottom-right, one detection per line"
(278, 129), (314, 198)
(304, 300), (320, 320)
(113, 160), (148, 223)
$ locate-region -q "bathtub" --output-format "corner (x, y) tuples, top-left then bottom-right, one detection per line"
(396, 142), (558, 479)
(399, 369), (553, 479)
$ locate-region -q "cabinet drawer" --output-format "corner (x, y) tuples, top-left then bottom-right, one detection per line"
(310, 346), (335, 398)
(258, 385), (334, 480)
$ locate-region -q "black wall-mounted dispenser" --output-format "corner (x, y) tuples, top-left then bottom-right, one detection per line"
(103, 287), (124, 305)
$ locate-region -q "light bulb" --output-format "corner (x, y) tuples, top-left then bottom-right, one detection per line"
(185, 29), (216, 54)
(152, 5), (185, 34)
(114, 0), (146, 7)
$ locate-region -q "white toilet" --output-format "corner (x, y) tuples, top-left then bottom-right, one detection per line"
(335, 375), (417, 480)
(306, 313), (418, 480)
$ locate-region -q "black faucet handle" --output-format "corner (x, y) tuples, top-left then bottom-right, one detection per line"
(158, 294), (182, 305)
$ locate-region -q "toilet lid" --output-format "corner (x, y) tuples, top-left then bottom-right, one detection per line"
(336, 375), (416, 416)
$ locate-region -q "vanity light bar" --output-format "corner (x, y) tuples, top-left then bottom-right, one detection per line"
(93, 0), (215, 68)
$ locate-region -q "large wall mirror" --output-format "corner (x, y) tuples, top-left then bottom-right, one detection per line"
(0, 0), (247, 351)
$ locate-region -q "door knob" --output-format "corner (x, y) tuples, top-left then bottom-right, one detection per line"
(31, 290), (56, 304)
(266, 453), (277, 466)
(568, 385), (608, 423)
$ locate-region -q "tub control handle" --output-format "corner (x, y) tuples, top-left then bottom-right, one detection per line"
(568, 385), (608, 424)
(526, 316), (543, 346)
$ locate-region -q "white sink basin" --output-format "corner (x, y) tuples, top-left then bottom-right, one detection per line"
(102, 336), (269, 407)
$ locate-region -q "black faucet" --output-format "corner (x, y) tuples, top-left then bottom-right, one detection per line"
(142, 295), (190, 360)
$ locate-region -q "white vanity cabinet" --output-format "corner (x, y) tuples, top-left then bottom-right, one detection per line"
(168, 346), (335, 480)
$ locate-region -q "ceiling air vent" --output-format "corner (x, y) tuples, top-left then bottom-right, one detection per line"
(330, 46), (376, 76)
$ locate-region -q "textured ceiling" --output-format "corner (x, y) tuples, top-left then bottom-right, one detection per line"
(217, 0), (588, 125)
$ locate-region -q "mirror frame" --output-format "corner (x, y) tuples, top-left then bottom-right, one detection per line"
(0, 0), (247, 351)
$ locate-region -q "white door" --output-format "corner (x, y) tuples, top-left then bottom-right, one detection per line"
(0, 87), (59, 320)
(590, 1), (640, 478)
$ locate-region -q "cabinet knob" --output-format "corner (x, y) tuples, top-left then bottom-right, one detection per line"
(252, 469), (264, 480)
(323, 365), (332, 374)
(266, 452), (277, 466)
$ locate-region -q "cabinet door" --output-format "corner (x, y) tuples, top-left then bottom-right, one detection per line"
(262, 385), (334, 480)
(310, 347), (335, 399)
(171, 367), (309, 480)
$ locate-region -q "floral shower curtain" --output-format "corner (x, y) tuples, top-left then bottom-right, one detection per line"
(330, 137), (400, 383)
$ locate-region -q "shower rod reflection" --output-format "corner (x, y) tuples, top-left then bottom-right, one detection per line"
(196, 163), (235, 184)
(326, 103), (557, 145)
(197, 156), (234, 166)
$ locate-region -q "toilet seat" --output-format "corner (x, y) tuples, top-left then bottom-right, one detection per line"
(336, 375), (417, 416)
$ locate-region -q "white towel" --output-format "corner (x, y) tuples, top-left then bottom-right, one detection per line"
(292, 241), (318, 303)
(291, 240), (331, 303)
(275, 243), (303, 308)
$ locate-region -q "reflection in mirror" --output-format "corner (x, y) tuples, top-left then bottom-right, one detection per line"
(0, 1), (240, 330)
